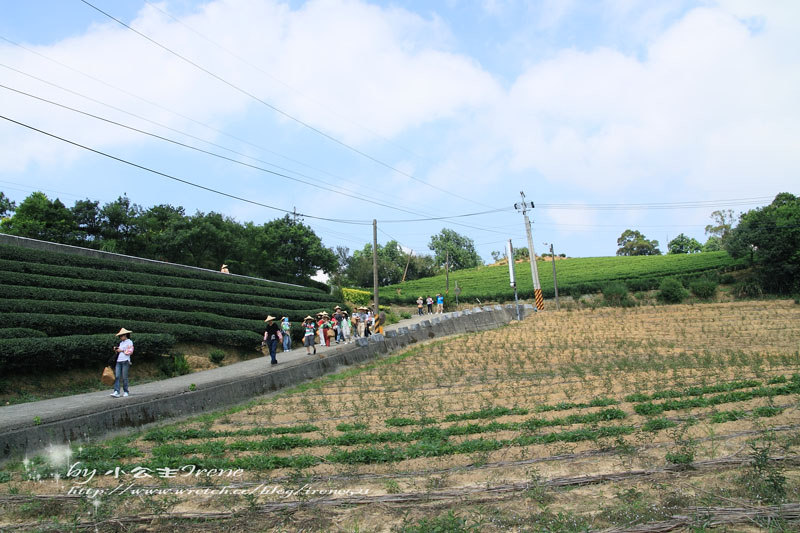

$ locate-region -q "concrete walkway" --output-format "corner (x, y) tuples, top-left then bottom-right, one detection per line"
(0, 305), (532, 462)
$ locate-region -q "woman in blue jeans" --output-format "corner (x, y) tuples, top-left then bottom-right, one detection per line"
(281, 317), (292, 352)
(110, 328), (133, 398)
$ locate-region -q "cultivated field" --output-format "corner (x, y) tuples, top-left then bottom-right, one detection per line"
(2, 300), (800, 531)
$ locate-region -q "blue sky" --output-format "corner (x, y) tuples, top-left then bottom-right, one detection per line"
(1, 0), (797, 264)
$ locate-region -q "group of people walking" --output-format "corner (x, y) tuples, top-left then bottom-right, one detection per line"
(106, 303), (390, 396)
(416, 294), (445, 315)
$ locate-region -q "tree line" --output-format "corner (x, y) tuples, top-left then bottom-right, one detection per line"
(0, 191), (336, 287)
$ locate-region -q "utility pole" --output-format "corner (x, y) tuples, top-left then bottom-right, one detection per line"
(515, 191), (543, 311)
(372, 219), (379, 312)
(549, 243), (560, 310)
(401, 249), (412, 283)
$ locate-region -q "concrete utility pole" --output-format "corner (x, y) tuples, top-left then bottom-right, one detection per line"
(549, 243), (560, 310)
(515, 191), (543, 311)
(401, 249), (412, 283)
(372, 219), (379, 311)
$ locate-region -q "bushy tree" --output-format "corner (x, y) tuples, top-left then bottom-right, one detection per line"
(0, 192), (16, 218)
(702, 236), (723, 252)
(616, 229), (661, 256)
(0, 191), (77, 243)
(705, 209), (735, 242)
(725, 192), (800, 294)
(428, 228), (482, 270)
(668, 233), (702, 254)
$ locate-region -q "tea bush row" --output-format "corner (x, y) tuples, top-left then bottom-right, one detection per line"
(0, 258), (335, 303)
(0, 276), (338, 313)
(0, 313), (260, 349)
(0, 334), (176, 370)
(0, 244), (328, 295)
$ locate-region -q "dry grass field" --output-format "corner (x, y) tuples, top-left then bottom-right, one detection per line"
(2, 300), (800, 532)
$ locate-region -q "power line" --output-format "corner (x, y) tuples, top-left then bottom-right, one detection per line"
(0, 113), (371, 225)
(0, 82), (435, 218)
(78, 0), (496, 210)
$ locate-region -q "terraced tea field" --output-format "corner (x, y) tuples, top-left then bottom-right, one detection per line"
(2, 300), (799, 531)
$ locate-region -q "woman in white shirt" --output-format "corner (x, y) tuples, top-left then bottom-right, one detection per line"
(111, 328), (134, 398)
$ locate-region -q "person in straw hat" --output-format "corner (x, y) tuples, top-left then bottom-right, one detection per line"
(302, 316), (319, 356)
(110, 328), (134, 398)
(220, 264), (230, 274)
(263, 315), (281, 365)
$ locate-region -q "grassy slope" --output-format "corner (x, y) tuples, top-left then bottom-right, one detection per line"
(379, 251), (737, 304)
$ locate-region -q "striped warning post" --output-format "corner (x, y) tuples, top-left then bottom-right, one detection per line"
(534, 289), (544, 310)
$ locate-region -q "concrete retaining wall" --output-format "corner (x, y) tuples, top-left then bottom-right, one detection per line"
(0, 305), (532, 461)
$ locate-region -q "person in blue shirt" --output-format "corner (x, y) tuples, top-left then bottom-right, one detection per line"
(436, 293), (444, 314)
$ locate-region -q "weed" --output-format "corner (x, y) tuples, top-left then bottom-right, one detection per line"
(737, 441), (786, 504)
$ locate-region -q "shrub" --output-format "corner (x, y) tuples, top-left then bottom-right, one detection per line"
(732, 280), (764, 299)
(342, 288), (371, 306)
(720, 273), (736, 284)
(602, 282), (633, 307)
(0, 328), (47, 339)
(209, 349), (226, 365)
(159, 353), (191, 377)
(400, 311), (412, 319)
(657, 277), (688, 304)
(568, 286), (582, 300)
(0, 334), (175, 371)
(689, 279), (718, 299)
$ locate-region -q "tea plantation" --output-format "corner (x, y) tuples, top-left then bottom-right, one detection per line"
(0, 244), (343, 371)
(380, 251), (739, 305)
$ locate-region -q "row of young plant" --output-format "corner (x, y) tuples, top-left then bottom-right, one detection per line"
(0, 258), (335, 303)
(0, 244), (329, 296)
(0, 276), (338, 313)
(633, 378), (800, 415)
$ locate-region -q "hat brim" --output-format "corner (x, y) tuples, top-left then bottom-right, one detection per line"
(115, 328), (132, 337)
(264, 315), (276, 322)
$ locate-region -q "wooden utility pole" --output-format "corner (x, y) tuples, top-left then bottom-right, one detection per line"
(372, 219), (379, 311)
(401, 249), (412, 283)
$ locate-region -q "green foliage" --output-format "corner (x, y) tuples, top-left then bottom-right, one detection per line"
(642, 418), (677, 432)
(617, 229), (661, 256)
(0, 334), (175, 371)
(726, 192), (800, 293)
(1, 191), (338, 282)
(602, 282), (634, 307)
(0, 192), (15, 218)
(428, 228), (482, 271)
(342, 287), (371, 306)
(158, 353), (191, 377)
(0, 328), (47, 339)
(395, 510), (480, 533)
(668, 233), (702, 254)
(657, 277), (688, 304)
(378, 252), (735, 305)
(209, 349), (226, 365)
(731, 279), (764, 299)
(400, 311), (412, 319)
(689, 279), (717, 299)
(738, 441), (786, 504)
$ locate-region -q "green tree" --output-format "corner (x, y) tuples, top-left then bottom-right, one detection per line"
(0, 192), (16, 218)
(98, 195), (142, 254)
(342, 241), (405, 287)
(668, 233), (702, 254)
(705, 209), (735, 242)
(725, 193), (800, 294)
(513, 246), (530, 260)
(250, 215), (337, 283)
(616, 229), (661, 256)
(71, 199), (102, 245)
(428, 228), (482, 270)
(702, 236), (723, 252)
(0, 191), (77, 243)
